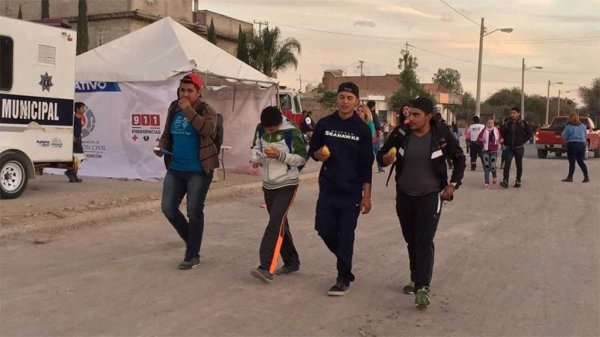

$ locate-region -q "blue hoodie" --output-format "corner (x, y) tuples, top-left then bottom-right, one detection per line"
(562, 123), (587, 143)
(309, 112), (374, 199)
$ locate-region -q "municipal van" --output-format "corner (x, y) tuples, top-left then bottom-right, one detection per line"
(278, 87), (303, 128)
(0, 17), (77, 199)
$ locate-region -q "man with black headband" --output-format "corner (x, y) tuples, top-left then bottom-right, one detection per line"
(309, 82), (374, 296)
(377, 97), (465, 309)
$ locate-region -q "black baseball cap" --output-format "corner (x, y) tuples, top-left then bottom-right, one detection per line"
(337, 82), (359, 98)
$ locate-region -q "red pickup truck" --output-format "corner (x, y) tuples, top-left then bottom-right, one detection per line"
(535, 116), (600, 158)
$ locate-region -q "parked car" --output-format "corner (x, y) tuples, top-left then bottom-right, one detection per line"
(535, 116), (600, 158)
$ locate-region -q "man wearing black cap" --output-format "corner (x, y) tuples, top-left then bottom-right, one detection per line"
(309, 82), (374, 296)
(377, 97), (465, 309)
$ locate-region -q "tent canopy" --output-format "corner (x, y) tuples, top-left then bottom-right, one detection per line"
(76, 17), (276, 85)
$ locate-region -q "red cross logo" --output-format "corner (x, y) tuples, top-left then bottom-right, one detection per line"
(132, 134), (138, 141)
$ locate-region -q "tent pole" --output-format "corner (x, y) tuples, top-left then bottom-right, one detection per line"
(231, 85), (237, 113)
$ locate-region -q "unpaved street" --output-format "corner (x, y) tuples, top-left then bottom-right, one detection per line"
(1, 147), (599, 337)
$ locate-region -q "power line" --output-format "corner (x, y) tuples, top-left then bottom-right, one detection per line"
(273, 22), (600, 45)
(438, 0), (480, 26)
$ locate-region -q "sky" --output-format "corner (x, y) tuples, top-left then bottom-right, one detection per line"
(202, 0), (600, 105)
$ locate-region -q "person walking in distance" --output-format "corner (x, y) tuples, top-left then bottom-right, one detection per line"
(476, 117), (501, 188)
(367, 101), (385, 172)
(309, 82), (374, 296)
(467, 116), (485, 171)
(561, 112), (590, 183)
(65, 102), (86, 183)
(499, 107), (531, 188)
(249, 106), (307, 283)
(377, 97), (466, 309)
(155, 73), (219, 270)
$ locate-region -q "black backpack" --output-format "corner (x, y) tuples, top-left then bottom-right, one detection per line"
(213, 113), (224, 154)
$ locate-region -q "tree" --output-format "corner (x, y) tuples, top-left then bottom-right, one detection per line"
(390, 50), (432, 111)
(247, 26), (301, 77)
(207, 19), (217, 45)
(18, 4), (23, 19)
(318, 91), (337, 112)
(41, 0), (49, 19)
(76, 0), (88, 55)
(579, 78), (600, 125)
(432, 68), (463, 94)
(235, 25), (249, 63)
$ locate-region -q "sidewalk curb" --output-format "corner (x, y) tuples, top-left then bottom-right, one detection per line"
(0, 172), (320, 240)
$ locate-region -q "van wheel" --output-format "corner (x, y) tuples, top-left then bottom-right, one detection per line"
(537, 149), (548, 159)
(555, 152), (562, 158)
(0, 153), (29, 199)
(594, 149), (600, 158)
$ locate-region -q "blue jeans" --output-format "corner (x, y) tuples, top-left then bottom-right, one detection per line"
(502, 147), (524, 182)
(161, 169), (213, 260)
(482, 151), (498, 184)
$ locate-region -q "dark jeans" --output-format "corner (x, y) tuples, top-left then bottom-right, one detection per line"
(482, 151), (498, 184)
(503, 147), (524, 182)
(161, 169), (213, 260)
(566, 142), (589, 179)
(396, 191), (442, 291)
(469, 142), (482, 167)
(259, 185), (300, 273)
(315, 193), (361, 285)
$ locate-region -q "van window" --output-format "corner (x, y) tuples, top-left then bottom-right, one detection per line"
(293, 95), (302, 114)
(38, 44), (56, 65)
(279, 94), (292, 111)
(0, 35), (13, 91)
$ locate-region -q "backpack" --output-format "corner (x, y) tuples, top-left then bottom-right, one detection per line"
(257, 125), (306, 171)
(197, 102), (224, 154)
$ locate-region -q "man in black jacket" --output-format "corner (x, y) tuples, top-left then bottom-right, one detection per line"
(377, 97), (465, 309)
(499, 107), (531, 188)
(309, 82), (374, 297)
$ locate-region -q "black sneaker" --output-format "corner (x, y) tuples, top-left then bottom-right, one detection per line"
(250, 268), (273, 283)
(327, 282), (350, 296)
(178, 256), (200, 270)
(583, 177), (590, 183)
(402, 281), (415, 294)
(276, 264), (300, 275)
(514, 180), (521, 188)
(500, 180), (509, 188)
(470, 164), (476, 171)
(562, 177), (573, 182)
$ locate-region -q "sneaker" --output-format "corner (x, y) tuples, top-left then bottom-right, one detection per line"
(470, 164), (476, 171)
(327, 282), (350, 296)
(484, 184), (489, 189)
(178, 256), (200, 270)
(250, 268), (273, 283)
(276, 264), (300, 275)
(492, 178), (497, 185)
(500, 180), (509, 188)
(415, 286), (431, 309)
(514, 180), (521, 188)
(402, 281), (415, 294)
(561, 177), (573, 182)
(583, 177), (590, 183)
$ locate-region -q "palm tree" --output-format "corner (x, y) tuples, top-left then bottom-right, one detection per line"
(247, 26), (301, 78)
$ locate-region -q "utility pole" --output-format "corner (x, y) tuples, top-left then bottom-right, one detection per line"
(358, 60), (364, 76)
(253, 20), (268, 33)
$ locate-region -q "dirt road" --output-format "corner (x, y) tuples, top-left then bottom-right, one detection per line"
(1, 147), (598, 336)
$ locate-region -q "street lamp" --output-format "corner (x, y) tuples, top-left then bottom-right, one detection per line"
(559, 90), (572, 116)
(475, 18), (513, 116)
(520, 58), (542, 120)
(546, 80), (563, 125)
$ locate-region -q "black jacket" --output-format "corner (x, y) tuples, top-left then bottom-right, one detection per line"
(377, 121), (466, 191)
(500, 118), (531, 149)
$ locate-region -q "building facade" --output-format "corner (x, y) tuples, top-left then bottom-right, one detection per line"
(0, 0), (251, 54)
(322, 70), (463, 126)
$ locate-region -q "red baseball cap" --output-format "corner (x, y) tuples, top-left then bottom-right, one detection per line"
(180, 73), (203, 90)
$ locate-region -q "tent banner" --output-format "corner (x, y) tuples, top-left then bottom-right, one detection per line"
(47, 79), (276, 180)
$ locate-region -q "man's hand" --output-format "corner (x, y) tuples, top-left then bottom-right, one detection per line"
(264, 147), (281, 159)
(153, 147), (164, 157)
(178, 98), (192, 111)
(314, 150), (329, 161)
(252, 162), (262, 169)
(382, 153), (395, 166)
(360, 196), (372, 214)
(441, 184), (455, 201)
(499, 138), (504, 144)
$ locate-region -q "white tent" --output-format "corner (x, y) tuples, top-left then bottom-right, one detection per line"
(72, 17), (277, 180)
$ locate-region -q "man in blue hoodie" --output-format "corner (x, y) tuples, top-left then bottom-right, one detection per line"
(309, 82), (374, 296)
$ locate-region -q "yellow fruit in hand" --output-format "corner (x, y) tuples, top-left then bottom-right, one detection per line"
(264, 146), (276, 155)
(320, 145), (330, 157)
(388, 147), (397, 156)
